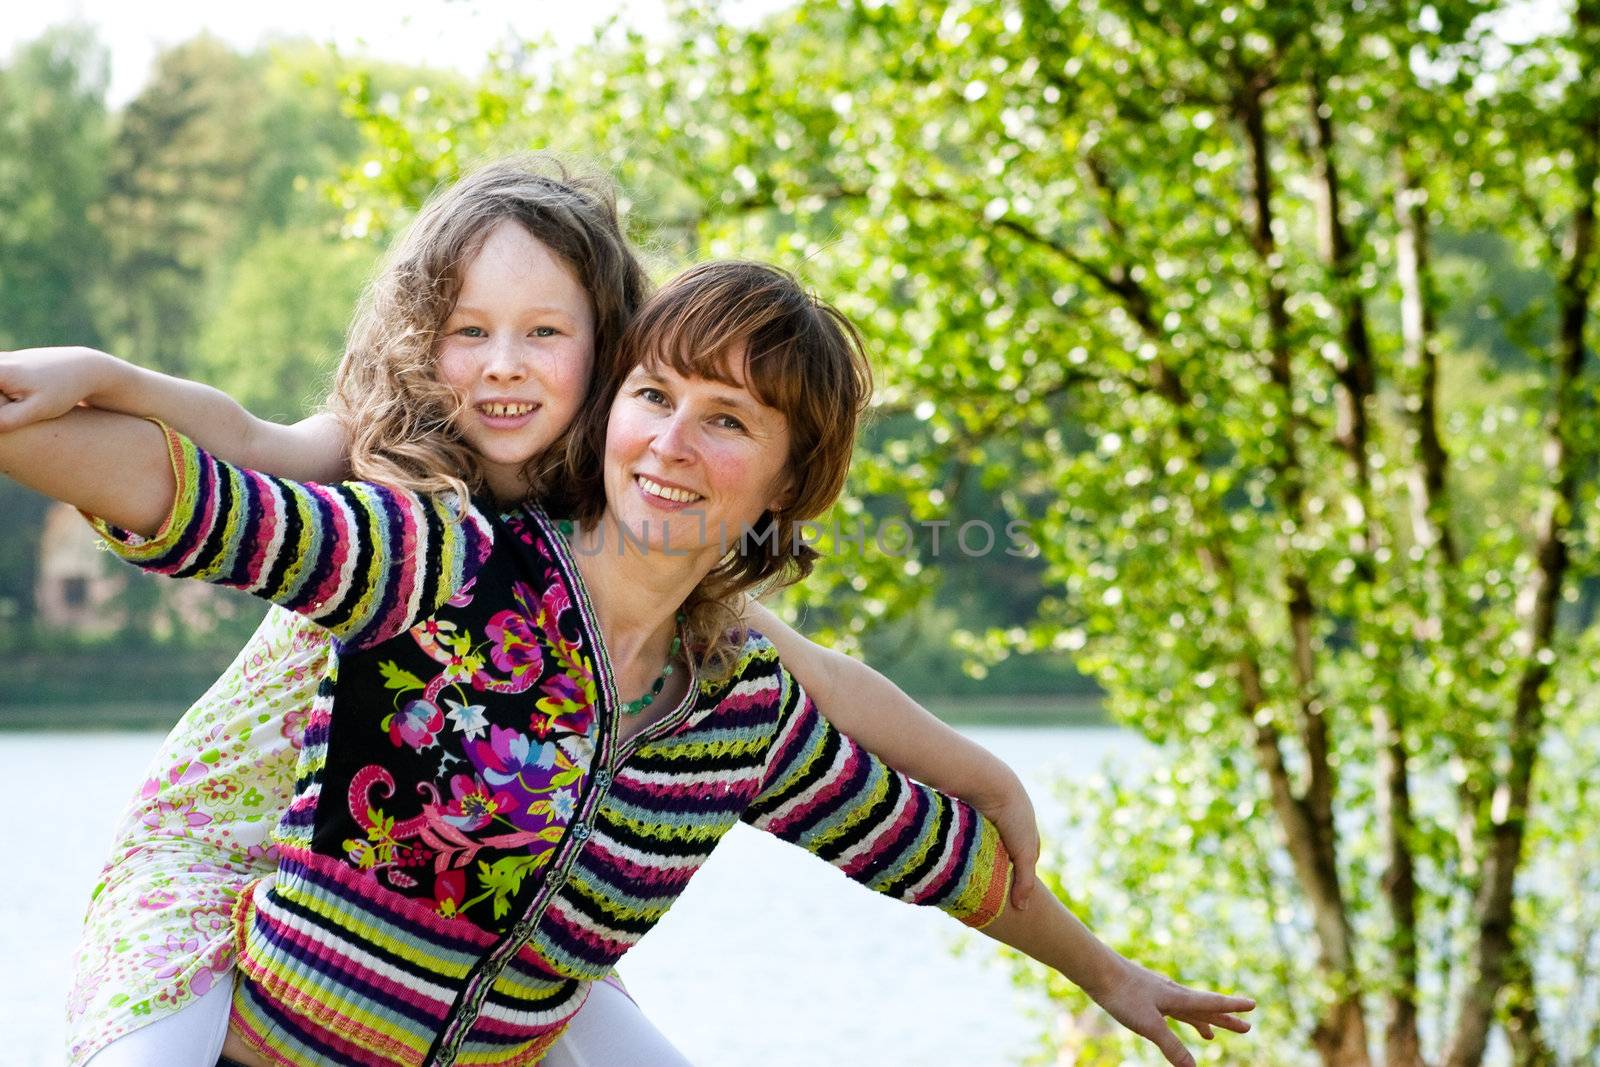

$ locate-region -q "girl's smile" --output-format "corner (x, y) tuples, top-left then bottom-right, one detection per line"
(437, 220), (595, 500)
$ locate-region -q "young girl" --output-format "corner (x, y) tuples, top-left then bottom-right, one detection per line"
(1, 254), (1253, 1067)
(3, 159), (1033, 1065)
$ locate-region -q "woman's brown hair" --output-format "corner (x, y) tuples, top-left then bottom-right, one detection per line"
(327, 154), (651, 505)
(569, 260), (873, 674)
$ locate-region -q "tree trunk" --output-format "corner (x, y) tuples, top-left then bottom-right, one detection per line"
(1442, 23), (1598, 1057)
(1237, 76), (1371, 1067)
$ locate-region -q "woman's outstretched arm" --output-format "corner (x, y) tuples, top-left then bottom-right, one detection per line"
(745, 661), (1255, 1067)
(0, 346), (350, 482)
(741, 597), (1042, 910)
(979, 894), (1255, 1067)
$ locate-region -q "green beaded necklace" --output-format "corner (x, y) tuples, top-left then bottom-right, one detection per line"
(620, 621), (683, 717)
(556, 519), (684, 718)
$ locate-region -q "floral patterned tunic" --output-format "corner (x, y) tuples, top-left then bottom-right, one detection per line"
(86, 426), (1012, 1067)
(66, 608), (325, 1066)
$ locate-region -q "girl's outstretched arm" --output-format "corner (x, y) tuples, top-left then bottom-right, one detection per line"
(0, 347), (350, 482)
(0, 406), (176, 537)
(741, 597), (1042, 910)
(978, 894), (1255, 1067)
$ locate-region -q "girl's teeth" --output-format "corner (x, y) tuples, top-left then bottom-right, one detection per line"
(482, 403), (535, 417)
(639, 476), (701, 503)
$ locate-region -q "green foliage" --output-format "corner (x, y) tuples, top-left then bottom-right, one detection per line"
(0, 26), (111, 624)
(192, 227), (375, 419)
(313, 1), (1600, 1062)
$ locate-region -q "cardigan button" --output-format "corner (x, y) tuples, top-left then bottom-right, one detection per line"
(571, 821), (591, 842)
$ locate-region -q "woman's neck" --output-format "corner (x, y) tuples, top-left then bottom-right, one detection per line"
(567, 514), (715, 671)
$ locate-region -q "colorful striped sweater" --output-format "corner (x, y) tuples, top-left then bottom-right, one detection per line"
(92, 426), (1012, 1067)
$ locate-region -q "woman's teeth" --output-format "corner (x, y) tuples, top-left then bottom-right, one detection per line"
(638, 476), (702, 503)
(480, 402), (537, 417)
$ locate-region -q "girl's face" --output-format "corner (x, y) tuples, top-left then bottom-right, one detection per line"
(603, 351), (793, 561)
(437, 220), (595, 500)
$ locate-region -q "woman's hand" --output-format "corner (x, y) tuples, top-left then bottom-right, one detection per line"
(0, 346), (117, 431)
(1087, 956), (1255, 1067)
(967, 768), (1042, 910)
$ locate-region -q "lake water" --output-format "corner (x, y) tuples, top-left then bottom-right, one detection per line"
(0, 725), (1144, 1067)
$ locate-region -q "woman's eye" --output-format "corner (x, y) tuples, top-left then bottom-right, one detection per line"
(714, 414), (748, 432)
(637, 387), (667, 405)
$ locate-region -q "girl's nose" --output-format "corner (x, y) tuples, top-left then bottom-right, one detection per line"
(482, 337), (527, 382)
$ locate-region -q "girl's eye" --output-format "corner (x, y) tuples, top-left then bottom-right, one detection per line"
(531, 326), (558, 338)
(457, 326), (486, 338)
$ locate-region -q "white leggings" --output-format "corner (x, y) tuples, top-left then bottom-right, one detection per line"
(83, 974), (693, 1067)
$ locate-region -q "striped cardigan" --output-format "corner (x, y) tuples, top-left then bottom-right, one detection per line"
(93, 426), (1012, 1066)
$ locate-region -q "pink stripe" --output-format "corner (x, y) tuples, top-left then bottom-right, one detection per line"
(841, 786), (920, 878)
(174, 456), (224, 574)
(923, 803), (972, 902)
(302, 484), (355, 617)
(242, 469), (281, 584)
(468, 1007), (577, 1042)
(584, 841), (700, 892)
(758, 698), (815, 792)
(373, 495), (423, 641)
(541, 900), (630, 957)
(767, 732), (863, 833)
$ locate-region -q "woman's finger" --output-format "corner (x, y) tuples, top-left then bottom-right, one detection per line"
(1143, 1021), (1196, 1067)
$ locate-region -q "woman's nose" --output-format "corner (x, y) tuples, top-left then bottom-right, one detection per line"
(650, 410), (695, 461)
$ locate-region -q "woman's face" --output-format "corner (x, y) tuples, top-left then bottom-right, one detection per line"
(437, 220), (595, 500)
(603, 350), (793, 560)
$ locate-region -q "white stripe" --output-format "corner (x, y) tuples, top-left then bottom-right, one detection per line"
(398, 494), (431, 632)
(245, 478), (292, 596)
(250, 885), (461, 1006)
(760, 725), (852, 826)
(322, 487), (365, 630)
(612, 765), (762, 791)
(587, 831), (713, 874)
(538, 898), (640, 954)
(834, 774), (919, 871)
(906, 802), (968, 899)
(472, 981), (586, 1028)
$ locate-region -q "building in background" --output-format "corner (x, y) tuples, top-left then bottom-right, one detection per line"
(33, 502), (125, 636)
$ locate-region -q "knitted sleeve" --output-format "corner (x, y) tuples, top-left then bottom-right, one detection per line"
(741, 660), (1013, 929)
(86, 422), (495, 651)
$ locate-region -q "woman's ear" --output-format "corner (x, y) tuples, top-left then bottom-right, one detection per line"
(766, 477), (796, 515)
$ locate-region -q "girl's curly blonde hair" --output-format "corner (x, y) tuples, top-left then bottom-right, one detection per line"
(328, 155), (650, 507)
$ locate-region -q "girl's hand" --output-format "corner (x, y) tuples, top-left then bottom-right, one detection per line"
(0, 347), (116, 431)
(969, 769), (1042, 910)
(1089, 957), (1255, 1067)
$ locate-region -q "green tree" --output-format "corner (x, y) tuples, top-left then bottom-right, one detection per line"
(192, 226), (375, 419)
(331, 1), (1600, 1062)
(95, 35), (263, 375)
(0, 25), (111, 627)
